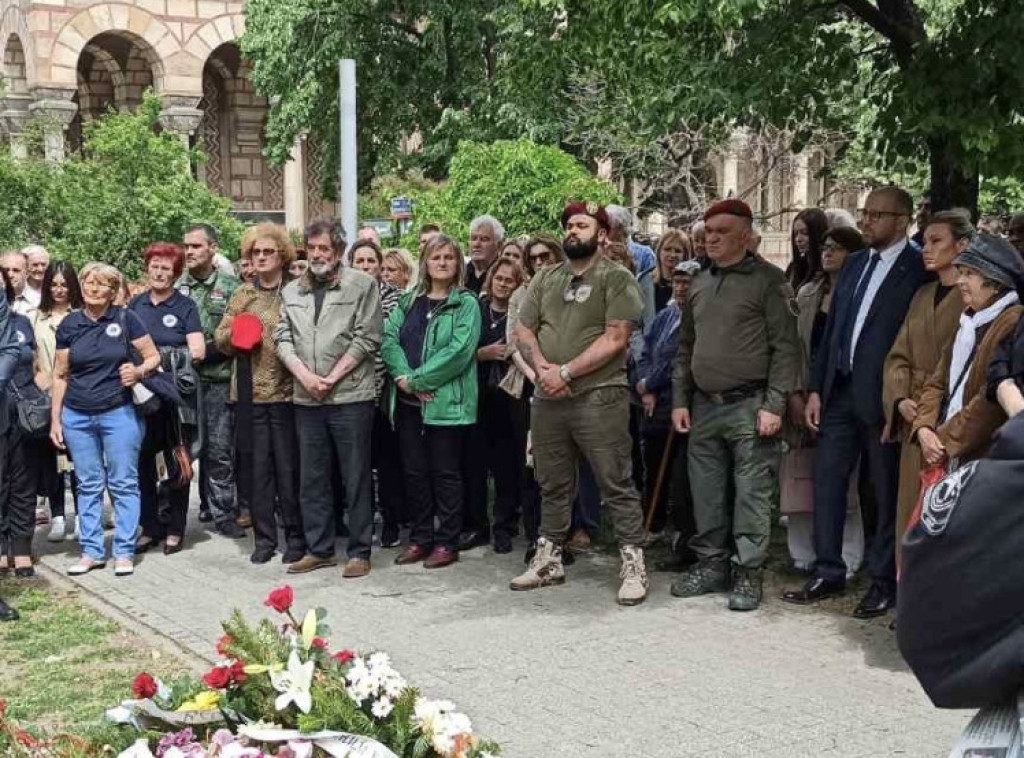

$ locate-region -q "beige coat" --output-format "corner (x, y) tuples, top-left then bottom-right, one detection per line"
(913, 304), (1022, 461)
(882, 282), (962, 552)
(32, 309), (71, 384)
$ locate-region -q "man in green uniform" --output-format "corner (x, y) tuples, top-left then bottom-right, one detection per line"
(510, 201), (649, 606)
(670, 199), (801, 611)
(178, 223), (244, 537)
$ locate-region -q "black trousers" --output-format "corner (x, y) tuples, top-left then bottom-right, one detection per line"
(813, 378), (899, 587)
(396, 401), (465, 551)
(139, 408), (189, 540)
(371, 407), (404, 534)
(27, 437), (69, 518)
(464, 386), (527, 539)
(0, 430), (35, 556)
(244, 403), (304, 555)
(296, 402), (374, 560)
(641, 409), (695, 539)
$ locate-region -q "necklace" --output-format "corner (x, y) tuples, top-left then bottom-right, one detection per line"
(488, 305), (507, 330)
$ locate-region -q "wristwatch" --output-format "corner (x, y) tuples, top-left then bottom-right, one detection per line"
(558, 364), (573, 384)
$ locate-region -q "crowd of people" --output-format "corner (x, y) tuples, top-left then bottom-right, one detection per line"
(2, 191), (1024, 621)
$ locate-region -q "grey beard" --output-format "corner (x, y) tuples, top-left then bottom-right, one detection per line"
(310, 261), (336, 280)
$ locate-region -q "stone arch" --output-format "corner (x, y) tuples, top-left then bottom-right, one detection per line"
(3, 33), (28, 95)
(0, 6), (34, 90)
(48, 3), (175, 90)
(184, 13), (246, 75)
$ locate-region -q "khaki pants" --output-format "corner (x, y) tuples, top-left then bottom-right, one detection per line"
(688, 392), (781, 569)
(532, 387), (645, 546)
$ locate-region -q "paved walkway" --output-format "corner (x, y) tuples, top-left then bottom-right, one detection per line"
(36, 512), (967, 758)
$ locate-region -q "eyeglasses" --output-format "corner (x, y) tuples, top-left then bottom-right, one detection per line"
(529, 252), (553, 264)
(82, 281), (112, 291)
(822, 241), (844, 252)
(251, 248), (279, 258)
(857, 209), (908, 222)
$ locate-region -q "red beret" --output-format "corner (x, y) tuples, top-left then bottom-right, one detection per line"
(704, 198), (754, 222)
(561, 201), (610, 231)
(230, 312), (263, 352)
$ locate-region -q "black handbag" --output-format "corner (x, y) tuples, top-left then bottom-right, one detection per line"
(119, 310), (181, 416)
(9, 382), (51, 438)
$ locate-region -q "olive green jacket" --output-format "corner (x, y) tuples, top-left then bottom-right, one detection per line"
(177, 267), (240, 383)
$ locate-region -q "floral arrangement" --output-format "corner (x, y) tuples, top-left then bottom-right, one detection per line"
(112, 587), (500, 758)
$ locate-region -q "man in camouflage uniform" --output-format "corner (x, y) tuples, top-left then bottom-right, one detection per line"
(178, 223), (244, 538)
(671, 199), (801, 611)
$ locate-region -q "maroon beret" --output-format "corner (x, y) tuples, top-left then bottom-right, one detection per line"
(704, 198), (754, 222)
(561, 201), (610, 231)
(230, 312), (263, 352)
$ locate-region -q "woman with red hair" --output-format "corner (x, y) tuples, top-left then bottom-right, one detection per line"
(130, 243), (205, 554)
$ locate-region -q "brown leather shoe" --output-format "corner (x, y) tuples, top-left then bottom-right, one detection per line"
(342, 558), (371, 578)
(286, 555), (338, 574)
(394, 544), (429, 565)
(424, 546), (458, 569)
(236, 513), (252, 529)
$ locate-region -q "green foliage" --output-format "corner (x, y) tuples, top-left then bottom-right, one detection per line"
(0, 92), (243, 278)
(980, 176), (1024, 217)
(403, 139), (621, 247)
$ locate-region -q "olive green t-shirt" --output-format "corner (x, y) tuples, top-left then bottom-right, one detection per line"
(518, 256), (643, 398)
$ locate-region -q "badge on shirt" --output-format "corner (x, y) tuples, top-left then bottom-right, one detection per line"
(163, 314), (179, 328)
(179, 286), (191, 297)
(15, 330), (25, 344)
(920, 461), (979, 536)
(106, 323), (123, 338)
(210, 290), (225, 302)
(573, 284), (593, 303)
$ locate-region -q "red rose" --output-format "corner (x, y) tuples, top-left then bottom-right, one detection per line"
(312, 637), (327, 649)
(215, 635), (234, 657)
(202, 666), (232, 690)
(229, 660), (247, 684)
(132, 672), (159, 700)
(332, 650), (355, 664)
(264, 586), (294, 614)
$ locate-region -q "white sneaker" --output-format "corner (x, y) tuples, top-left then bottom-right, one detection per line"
(64, 515), (77, 542)
(510, 537), (565, 591)
(618, 544), (649, 606)
(47, 516), (66, 542)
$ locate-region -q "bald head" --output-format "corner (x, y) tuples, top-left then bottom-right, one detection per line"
(860, 186), (912, 248)
(0, 251), (27, 295)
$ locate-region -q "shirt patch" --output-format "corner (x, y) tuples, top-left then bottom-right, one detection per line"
(16, 331), (25, 344)
(105, 323), (123, 339)
(920, 461), (980, 536)
(210, 290), (225, 302)
(163, 314), (178, 328)
(179, 286), (191, 296)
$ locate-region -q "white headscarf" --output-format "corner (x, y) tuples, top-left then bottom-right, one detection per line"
(945, 290), (1020, 421)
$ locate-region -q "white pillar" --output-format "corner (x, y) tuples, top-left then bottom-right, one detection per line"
(28, 98), (77, 163)
(158, 106), (204, 169)
(284, 138), (306, 232)
(792, 152), (809, 209)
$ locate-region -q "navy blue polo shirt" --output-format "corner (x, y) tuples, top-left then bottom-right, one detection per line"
(129, 290), (202, 348)
(10, 313), (36, 391)
(56, 306), (148, 413)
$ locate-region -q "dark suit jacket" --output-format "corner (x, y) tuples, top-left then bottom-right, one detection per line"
(810, 242), (927, 425)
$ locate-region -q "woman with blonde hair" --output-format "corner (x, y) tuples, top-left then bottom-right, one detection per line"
(652, 230), (693, 311)
(381, 247), (418, 291)
(215, 222), (305, 565)
(50, 262), (160, 577)
(381, 234), (481, 569)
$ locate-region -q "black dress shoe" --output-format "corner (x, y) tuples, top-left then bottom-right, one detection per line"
(250, 548), (275, 564)
(198, 509), (213, 524)
(135, 536), (162, 554)
(215, 521), (247, 539)
(163, 540), (184, 556)
(852, 583), (896, 619)
(0, 598), (18, 622)
(282, 548), (305, 564)
(780, 576), (846, 605)
(457, 530), (491, 551)
(14, 566), (35, 579)
(493, 534), (513, 554)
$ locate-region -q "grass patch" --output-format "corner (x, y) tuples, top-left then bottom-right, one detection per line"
(0, 577), (199, 750)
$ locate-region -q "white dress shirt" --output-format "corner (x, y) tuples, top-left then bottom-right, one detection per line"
(23, 284), (41, 308)
(12, 292), (36, 317)
(849, 238), (907, 366)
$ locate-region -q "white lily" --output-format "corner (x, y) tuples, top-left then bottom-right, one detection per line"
(269, 651), (315, 714)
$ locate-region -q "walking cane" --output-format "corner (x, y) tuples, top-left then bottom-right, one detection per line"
(644, 426), (676, 533)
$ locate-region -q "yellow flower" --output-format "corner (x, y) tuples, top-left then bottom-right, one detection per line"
(176, 691), (221, 712)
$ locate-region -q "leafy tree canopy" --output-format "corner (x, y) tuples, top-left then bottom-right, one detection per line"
(0, 93), (243, 278)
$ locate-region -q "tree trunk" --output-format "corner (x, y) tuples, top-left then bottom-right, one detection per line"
(928, 135), (980, 219)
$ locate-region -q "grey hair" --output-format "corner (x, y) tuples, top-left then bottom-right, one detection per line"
(469, 214), (505, 242)
(605, 204), (633, 234)
(0, 249), (27, 265)
(21, 244), (48, 260)
(824, 208), (858, 229)
(690, 220), (705, 236)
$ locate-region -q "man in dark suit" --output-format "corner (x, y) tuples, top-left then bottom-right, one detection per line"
(782, 186), (926, 618)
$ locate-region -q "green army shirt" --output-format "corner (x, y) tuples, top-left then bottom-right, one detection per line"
(672, 253), (800, 416)
(518, 256), (643, 398)
(177, 267), (240, 383)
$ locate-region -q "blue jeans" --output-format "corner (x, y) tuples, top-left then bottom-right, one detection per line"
(62, 404), (145, 561)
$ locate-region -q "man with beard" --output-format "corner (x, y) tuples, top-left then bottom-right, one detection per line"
(510, 202), (649, 606)
(276, 220), (382, 577)
(670, 199), (801, 612)
(465, 215), (503, 294)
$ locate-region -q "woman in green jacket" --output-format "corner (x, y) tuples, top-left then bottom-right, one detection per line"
(381, 234), (481, 569)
